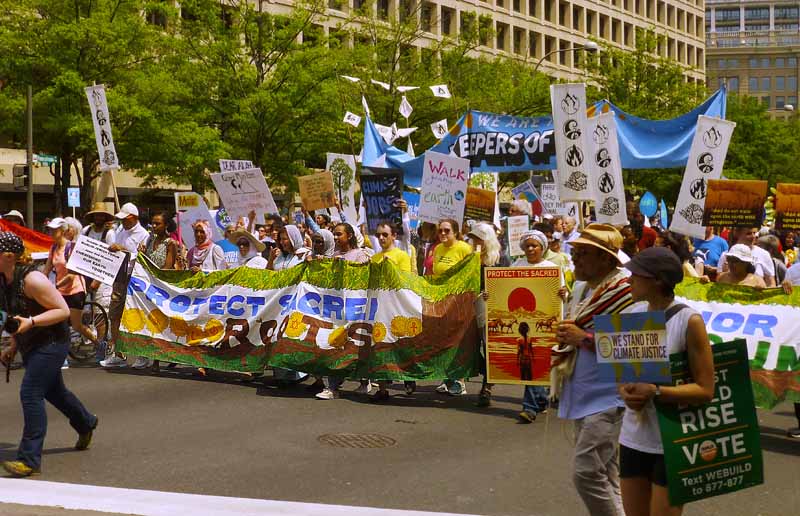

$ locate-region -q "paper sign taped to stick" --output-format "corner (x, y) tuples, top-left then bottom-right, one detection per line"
(327, 154), (358, 224)
(66, 235), (126, 286)
(418, 151), (469, 224)
(507, 215), (530, 257)
(702, 179), (767, 228)
(210, 168), (278, 224)
(550, 83), (595, 202)
(174, 193), (222, 247)
(175, 192), (200, 211)
(219, 159), (254, 172)
(298, 171), (336, 212)
(85, 85), (119, 171)
(594, 311), (669, 384)
(774, 183), (800, 230)
(540, 182), (578, 217)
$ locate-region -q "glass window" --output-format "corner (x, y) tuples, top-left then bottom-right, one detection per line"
(777, 76), (786, 90)
(776, 57), (785, 68)
(749, 77), (759, 91)
(728, 58), (739, 67)
(745, 7), (769, 19)
(718, 59), (726, 68)
(789, 76), (798, 91)
(790, 58), (798, 67)
(762, 96), (771, 107)
(762, 77), (771, 90)
(775, 6), (799, 19)
(777, 96), (786, 109)
(729, 77), (739, 92)
(762, 58), (770, 68)
(749, 58), (759, 68)
(789, 96), (798, 107)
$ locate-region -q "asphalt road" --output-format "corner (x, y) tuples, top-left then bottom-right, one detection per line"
(0, 365), (797, 516)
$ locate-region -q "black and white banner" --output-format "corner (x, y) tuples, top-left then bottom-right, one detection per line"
(670, 116), (736, 239)
(550, 84), (595, 202)
(587, 112), (627, 226)
(85, 85), (119, 171)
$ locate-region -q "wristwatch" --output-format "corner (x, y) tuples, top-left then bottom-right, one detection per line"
(653, 385), (662, 398)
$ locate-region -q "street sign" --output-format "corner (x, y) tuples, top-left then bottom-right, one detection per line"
(33, 154), (58, 166)
(67, 187), (80, 208)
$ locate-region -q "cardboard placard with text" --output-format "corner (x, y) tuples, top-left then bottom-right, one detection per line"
(774, 183), (800, 230)
(298, 171), (336, 212)
(464, 187), (496, 225)
(702, 179), (767, 227)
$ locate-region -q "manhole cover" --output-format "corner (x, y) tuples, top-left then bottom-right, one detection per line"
(318, 433), (397, 448)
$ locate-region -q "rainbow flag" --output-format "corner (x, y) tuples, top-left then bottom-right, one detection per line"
(0, 219), (53, 253)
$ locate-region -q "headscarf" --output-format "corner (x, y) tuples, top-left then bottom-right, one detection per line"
(189, 220), (213, 267)
(283, 225), (305, 254)
(314, 229), (335, 258)
(519, 230), (548, 252)
(344, 222), (364, 248)
(0, 231), (24, 254)
(237, 241), (259, 266)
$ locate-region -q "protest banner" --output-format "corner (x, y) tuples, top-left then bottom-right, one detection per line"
(587, 112), (628, 226)
(402, 191), (420, 230)
(550, 83), (596, 202)
(174, 192), (221, 247)
(66, 235), (126, 286)
(657, 340), (763, 505)
(511, 181), (544, 218)
(540, 182), (578, 217)
(484, 267), (562, 385)
(702, 179), (767, 227)
(298, 171), (336, 212)
(468, 172), (500, 227)
(219, 159), (254, 172)
(85, 85), (119, 171)
(676, 279), (800, 409)
(594, 311), (669, 384)
(0, 218), (53, 254)
(507, 215), (529, 257)
(327, 153), (359, 223)
(670, 116), (736, 239)
(361, 169), (404, 235)
(210, 168), (278, 224)
(116, 253), (481, 378)
(175, 192), (200, 211)
(463, 187), (496, 225)
(418, 151), (469, 224)
(773, 183), (800, 230)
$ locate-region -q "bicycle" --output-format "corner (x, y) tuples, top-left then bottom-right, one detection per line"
(68, 300), (109, 364)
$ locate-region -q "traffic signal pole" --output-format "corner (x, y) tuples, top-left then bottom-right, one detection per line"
(26, 85), (33, 228)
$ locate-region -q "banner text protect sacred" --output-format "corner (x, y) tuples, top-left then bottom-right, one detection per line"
(486, 268), (560, 279)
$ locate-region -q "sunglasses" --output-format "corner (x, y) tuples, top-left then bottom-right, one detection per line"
(237, 240), (250, 247)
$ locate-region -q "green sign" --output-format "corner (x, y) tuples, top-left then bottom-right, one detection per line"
(33, 153), (58, 165)
(656, 340), (763, 506)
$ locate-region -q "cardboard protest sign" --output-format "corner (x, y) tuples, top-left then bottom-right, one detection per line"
(594, 311), (669, 384)
(402, 191), (420, 230)
(418, 151), (469, 224)
(175, 192), (200, 211)
(361, 169), (404, 235)
(702, 179), (767, 227)
(484, 267), (563, 385)
(210, 168), (278, 224)
(298, 171), (336, 212)
(774, 183), (800, 230)
(174, 192), (221, 248)
(219, 159), (254, 172)
(85, 85), (119, 171)
(670, 116), (736, 239)
(506, 215), (529, 257)
(66, 235), (126, 286)
(540, 182), (578, 217)
(550, 83), (595, 202)
(327, 153), (359, 224)
(464, 187), (496, 224)
(657, 340), (763, 505)
(587, 112), (628, 226)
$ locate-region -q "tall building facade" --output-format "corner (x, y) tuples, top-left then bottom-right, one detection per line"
(252, 0), (706, 82)
(706, 1), (800, 115)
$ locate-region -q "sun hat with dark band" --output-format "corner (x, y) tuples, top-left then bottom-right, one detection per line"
(226, 229), (266, 253)
(624, 246), (684, 288)
(571, 223), (623, 262)
(0, 232), (24, 254)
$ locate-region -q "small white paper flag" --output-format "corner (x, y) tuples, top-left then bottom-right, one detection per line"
(361, 95), (370, 117)
(431, 119), (448, 139)
(397, 127), (417, 138)
(399, 96), (413, 119)
(430, 84), (451, 98)
(371, 79), (391, 90)
(343, 111), (361, 127)
(397, 86), (420, 92)
(340, 75), (361, 83)
(407, 138), (415, 157)
(375, 123), (395, 144)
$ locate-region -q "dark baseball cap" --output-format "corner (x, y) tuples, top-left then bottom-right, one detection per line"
(624, 246), (684, 288)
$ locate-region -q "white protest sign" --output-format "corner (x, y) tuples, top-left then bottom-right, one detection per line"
(66, 235), (126, 286)
(430, 84), (452, 98)
(587, 112), (628, 226)
(326, 153), (359, 223)
(431, 119), (448, 139)
(507, 215), (530, 257)
(550, 83), (595, 202)
(210, 167), (278, 224)
(418, 151), (470, 224)
(219, 159), (254, 172)
(670, 116), (736, 239)
(397, 85), (419, 93)
(343, 111), (362, 127)
(85, 85), (119, 171)
(540, 182), (578, 217)
(399, 96), (413, 119)
(174, 192), (222, 247)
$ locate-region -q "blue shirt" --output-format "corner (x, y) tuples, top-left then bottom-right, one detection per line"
(692, 235), (728, 268)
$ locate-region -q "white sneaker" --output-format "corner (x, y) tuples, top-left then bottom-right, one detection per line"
(315, 388), (338, 400)
(435, 383), (449, 394)
(61, 359), (69, 370)
(354, 381), (375, 395)
(131, 357), (153, 370)
(100, 356), (127, 368)
(448, 380), (467, 396)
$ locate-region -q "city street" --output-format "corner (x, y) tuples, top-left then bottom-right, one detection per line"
(0, 366), (797, 516)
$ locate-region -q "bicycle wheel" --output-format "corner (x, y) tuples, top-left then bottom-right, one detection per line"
(68, 302), (109, 363)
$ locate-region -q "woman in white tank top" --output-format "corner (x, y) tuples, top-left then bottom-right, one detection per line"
(618, 247), (715, 516)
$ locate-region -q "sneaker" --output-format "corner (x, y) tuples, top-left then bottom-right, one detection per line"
(131, 357), (153, 370)
(61, 358), (69, 370)
(315, 388), (338, 400)
(2, 461), (40, 477)
(404, 381), (416, 395)
(518, 411), (536, 424)
(75, 417), (98, 451)
(476, 389), (492, 408)
(369, 390), (390, 403)
(447, 380), (467, 396)
(435, 383), (449, 394)
(788, 427), (800, 439)
(100, 356), (127, 368)
(355, 381), (375, 395)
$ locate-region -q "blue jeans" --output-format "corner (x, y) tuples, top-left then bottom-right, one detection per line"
(522, 385), (549, 414)
(18, 339), (96, 470)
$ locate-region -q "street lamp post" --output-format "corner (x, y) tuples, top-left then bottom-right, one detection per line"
(533, 41), (600, 75)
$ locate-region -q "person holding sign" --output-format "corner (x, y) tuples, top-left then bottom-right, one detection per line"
(618, 247), (715, 516)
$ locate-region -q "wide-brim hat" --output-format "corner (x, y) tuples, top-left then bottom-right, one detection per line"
(727, 244), (754, 264)
(227, 230), (266, 253)
(85, 202), (114, 221)
(571, 223), (623, 262)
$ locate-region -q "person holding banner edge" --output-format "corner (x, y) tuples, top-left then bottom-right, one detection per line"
(618, 246), (715, 516)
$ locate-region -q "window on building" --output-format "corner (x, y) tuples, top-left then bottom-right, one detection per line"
(729, 77), (739, 92)
(354, 0), (366, 10)
(715, 8), (740, 21)
(789, 76), (798, 91)
(762, 77), (771, 90)
(441, 7), (454, 35)
(513, 27), (525, 54)
(328, 0), (344, 10)
(762, 96), (771, 107)
(777, 96), (786, 109)
(777, 76), (786, 90)
(789, 95), (798, 107)
(790, 57), (798, 67)
(775, 6), (799, 19)
(513, 0), (521, 12)
(762, 58), (770, 68)
(421, 2), (434, 32)
(776, 23), (800, 30)
(496, 22), (508, 50)
(399, 0), (414, 22)
(749, 58), (759, 68)
(497, 0), (505, 8)
(717, 59), (726, 68)
(745, 7), (769, 20)
(146, 5), (168, 28)
(530, 0), (538, 18)
(776, 57), (785, 68)
(749, 77), (759, 91)
(728, 59), (739, 67)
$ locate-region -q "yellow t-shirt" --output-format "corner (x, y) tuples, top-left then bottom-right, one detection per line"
(432, 240), (473, 276)
(372, 247), (413, 273)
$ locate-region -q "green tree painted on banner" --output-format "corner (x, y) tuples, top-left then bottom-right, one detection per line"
(330, 157), (354, 210)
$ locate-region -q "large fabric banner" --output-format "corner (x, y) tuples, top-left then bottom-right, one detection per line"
(676, 280), (800, 409)
(550, 83), (596, 202)
(116, 255), (481, 379)
(587, 112), (628, 226)
(85, 85), (119, 171)
(0, 219), (52, 254)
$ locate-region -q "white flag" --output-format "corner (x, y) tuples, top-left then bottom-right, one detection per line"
(586, 112), (628, 226)
(371, 79), (391, 91)
(361, 95), (370, 117)
(399, 96), (413, 119)
(431, 119), (448, 139)
(550, 83), (595, 202)
(396, 127), (417, 138)
(374, 123), (396, 144)
(343, 111), (362, 127)
(430, 84), (451, 98)
(85, 85), (119, 171)
(340, 75), (361, 83)
(397, 85), (419, 93)
(670, 116), (736, 239)
(356, 148), (363, 163)
(407, 138), (415, 157)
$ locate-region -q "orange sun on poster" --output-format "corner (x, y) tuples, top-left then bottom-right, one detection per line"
(508, 287), (536, 313)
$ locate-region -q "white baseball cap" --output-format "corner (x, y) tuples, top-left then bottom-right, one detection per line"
(45, 217), (66, 229)
(115, 202), (139, 219)
(727, 244), (754, 264)
(4, 210), (24, 221)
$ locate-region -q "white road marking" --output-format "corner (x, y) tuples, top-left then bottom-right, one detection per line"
(0, 479), (482, 516)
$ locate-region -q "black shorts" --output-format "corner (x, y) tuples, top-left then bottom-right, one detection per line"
(63, 292), (86, 310)
(619, 444), (668, 487)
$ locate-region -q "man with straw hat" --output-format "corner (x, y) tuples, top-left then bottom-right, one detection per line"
(81, 202), (117, 360)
